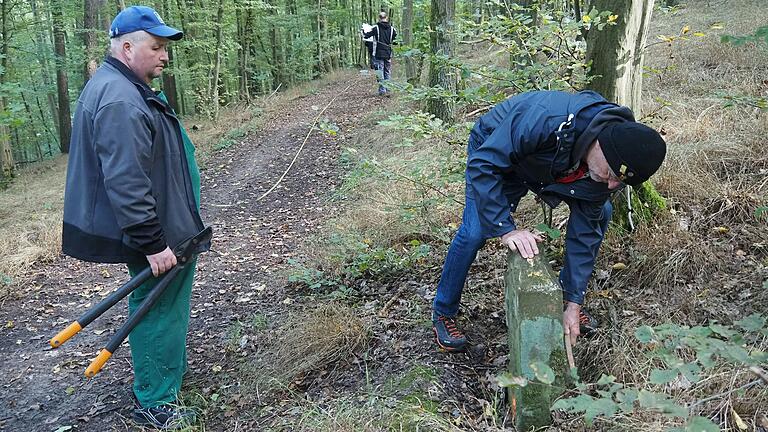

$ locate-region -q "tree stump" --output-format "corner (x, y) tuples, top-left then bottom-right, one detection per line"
(505, 251), (569, 430)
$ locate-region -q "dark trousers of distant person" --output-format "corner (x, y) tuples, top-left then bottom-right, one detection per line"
(373, 58), (391, 95)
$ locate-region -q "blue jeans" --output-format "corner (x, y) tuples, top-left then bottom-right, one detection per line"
(373, 58), (391, 94)
(432, 183), (612, 320)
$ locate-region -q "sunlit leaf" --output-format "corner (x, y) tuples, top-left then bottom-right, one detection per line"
(530, 361), (555, 384)
(497, 373), (528, 388)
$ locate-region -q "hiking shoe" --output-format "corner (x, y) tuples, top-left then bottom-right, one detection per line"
(433, 315), (467, 352)
(578, 308), (599, 336)
(133, 400), (196, 430)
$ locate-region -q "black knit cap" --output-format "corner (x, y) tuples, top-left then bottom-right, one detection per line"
(598, 122), (667, 186)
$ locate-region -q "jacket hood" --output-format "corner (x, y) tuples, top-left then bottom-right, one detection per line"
(573, 105), (635, 161)
(377, 21), (391, 29)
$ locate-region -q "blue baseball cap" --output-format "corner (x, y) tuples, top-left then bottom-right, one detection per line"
(109, 6), (183, 41)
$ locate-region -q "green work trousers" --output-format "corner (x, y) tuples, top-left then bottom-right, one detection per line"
(128, 101), (202, 408)
(128, 261), (196, 407)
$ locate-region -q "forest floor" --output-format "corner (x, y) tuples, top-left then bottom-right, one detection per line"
(2, 2), (768, 431)
(0, 70), (448, 431)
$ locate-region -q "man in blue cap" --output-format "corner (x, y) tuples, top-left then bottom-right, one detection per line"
(432, 90), (666, 353)
(63, 6), (208, 429)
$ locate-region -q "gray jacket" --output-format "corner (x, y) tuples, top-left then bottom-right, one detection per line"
(62, 57), (208, 263)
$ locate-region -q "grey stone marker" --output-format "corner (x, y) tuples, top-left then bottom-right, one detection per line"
(505, 251), (569, 430)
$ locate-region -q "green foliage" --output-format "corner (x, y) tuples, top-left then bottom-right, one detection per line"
(756, 206), (768, 221)
(717, 26), (768, 111)
(287, 260), (347, 291)
(288, 240), (431, 294)
(318, 119), (340, 136)
(498, 318), (767, 429)
(399, 3), (617, 110)
(718, 92), (768, 111)
(378, 112), (446, 140)
(721, 25), (768, 46)
(535, 223), (562, 240)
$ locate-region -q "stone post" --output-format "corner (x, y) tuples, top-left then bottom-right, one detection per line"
(505, 251), (569, 430)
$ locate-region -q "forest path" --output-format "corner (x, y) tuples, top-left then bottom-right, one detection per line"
(0, 69), (388, 431)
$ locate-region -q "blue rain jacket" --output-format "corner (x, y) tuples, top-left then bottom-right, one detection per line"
(466, 90), (636, 303)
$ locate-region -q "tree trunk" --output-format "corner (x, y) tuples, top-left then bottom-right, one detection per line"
(52, 0), (72, 153)
(426, 0), (456, 122)
(210, 0), (224, 119)
(1, 0), (15, 181)
(585, 0), (655, 112)
(586, 0), (664, 229)
(83, 0), (99, 83)
(160, 0), (180, 112)
(29, 0), (59, 142)
(401, 0), (417, 85)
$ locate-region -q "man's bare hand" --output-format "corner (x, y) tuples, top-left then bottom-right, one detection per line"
(563, 301), (581, 346)
(500, 229), (542, 259)
(146, 247), (177, 276)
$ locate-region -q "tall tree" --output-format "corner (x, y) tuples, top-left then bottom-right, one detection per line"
(29, 0), (60, 142)
(586, 0), (664, 228)
(160, 0), (180, 112)
(210, 0), (225, 119)
(83, 0), (100, 83)
(0, 0), (14, 180)
(51, 0), (72, 153)
(427, 0), (456, 121)
(401, 0), (417, 84)
(586, 0), (655, 112)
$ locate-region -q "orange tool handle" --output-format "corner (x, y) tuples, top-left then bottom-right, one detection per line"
(85, 349), (113, 378)
(50, 322), (83, 348)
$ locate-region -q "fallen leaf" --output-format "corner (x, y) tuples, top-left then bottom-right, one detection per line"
(612, 263), (627, 270)
(212, 365), (222, 373)
(731, 407), (748, 430)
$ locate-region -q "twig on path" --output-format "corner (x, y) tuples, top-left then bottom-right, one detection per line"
(564, 335), (575, 369)
(750, 365), (768, 384)
(9, 365), (32, 384)
(265, 83), (282, 101)
(378, 284), (408, 317)
(688, 379), (762, 410)
(256, 79), (360, 202)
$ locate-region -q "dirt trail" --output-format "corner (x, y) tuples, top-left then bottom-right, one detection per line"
(0, 70), (387, 431)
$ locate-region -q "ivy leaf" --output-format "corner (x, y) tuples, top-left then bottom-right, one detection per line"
(680, 362), (702, 383)
(684, 416), (720, 432)
(709, 324), (736, 338)
(534, 223), (561, 239)
(597, 374), (617, 385)
(735, 313), (765, 332)
(530, 361), (555, 385)
(650, 368), (678, 385)
(635, 325), (654, 343)
(638, 390), (687, 417)
(615, 388), (638, 412)
(583, 398), (619, 424)
(552, 394), (618, 425)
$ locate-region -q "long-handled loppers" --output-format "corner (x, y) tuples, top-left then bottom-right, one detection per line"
(50, 227), (212, 377)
